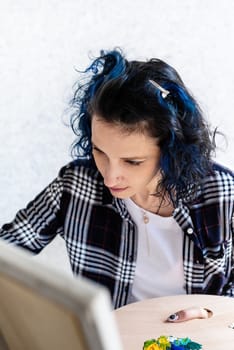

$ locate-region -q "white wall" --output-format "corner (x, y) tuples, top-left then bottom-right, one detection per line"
(1, 0), (234, 271)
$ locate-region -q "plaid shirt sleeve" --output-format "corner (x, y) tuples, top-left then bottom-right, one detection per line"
(175, 163), (234, 297)
(0, 170), (64, 253)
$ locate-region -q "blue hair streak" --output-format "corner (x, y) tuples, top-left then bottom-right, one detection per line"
(70, 49), (126, 159)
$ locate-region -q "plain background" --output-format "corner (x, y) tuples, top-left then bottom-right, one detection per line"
(1, 0), (234, 273)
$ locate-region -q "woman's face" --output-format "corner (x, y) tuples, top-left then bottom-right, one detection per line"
(91, 115), (161, 199)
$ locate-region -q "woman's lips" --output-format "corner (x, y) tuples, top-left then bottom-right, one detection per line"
(108, 186), (128, 192)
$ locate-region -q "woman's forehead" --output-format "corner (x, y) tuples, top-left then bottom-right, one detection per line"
(91, 115), (160, 155)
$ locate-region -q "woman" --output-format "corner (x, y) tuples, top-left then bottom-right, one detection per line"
(1, 49), (233, 313)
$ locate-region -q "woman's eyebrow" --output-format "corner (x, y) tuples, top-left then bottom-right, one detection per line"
(91, 142), (106, 153)
(92, 142), (147, 160)
(120, 156), (147, 160)
(91, 142), (101, 150)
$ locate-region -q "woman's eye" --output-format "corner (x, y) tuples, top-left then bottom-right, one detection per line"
(126, 160), (143, 166)
(92, 147), (102, 154)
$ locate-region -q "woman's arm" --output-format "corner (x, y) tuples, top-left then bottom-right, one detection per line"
(0, 174), (64, 254)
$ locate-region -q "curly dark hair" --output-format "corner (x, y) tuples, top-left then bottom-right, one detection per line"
(70, 49), (216, 205)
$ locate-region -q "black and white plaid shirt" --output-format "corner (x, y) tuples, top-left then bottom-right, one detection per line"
(1, 161), (233, 308)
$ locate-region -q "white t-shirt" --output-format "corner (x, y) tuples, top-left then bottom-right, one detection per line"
(124, 198), (186, 303)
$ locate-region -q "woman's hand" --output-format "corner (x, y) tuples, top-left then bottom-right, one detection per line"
(166, 307), (212, 323)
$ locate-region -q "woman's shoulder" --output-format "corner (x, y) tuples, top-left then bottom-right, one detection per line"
(209, 162), (234, 182)
(201, 161), (234, 194)
(212, 162), (234, 177)
(187, 162), (234, 205)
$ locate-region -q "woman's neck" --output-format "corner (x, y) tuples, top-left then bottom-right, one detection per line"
(131, 190), (174, 217)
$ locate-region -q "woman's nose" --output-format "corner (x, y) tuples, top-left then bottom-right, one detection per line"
(103, 164), (122, 187)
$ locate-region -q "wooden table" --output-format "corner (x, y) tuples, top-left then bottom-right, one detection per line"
(114, 294), (234, 349)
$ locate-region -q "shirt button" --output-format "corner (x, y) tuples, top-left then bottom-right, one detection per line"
(187, 227), (193, 235)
